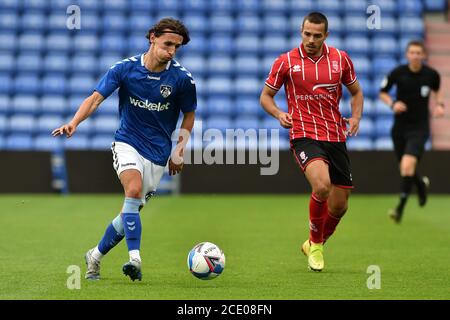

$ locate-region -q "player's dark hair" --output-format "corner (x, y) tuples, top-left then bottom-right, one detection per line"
(406, 40), (426, 53)
(302, 12), (328, 33)
(146, 18), (190, 45)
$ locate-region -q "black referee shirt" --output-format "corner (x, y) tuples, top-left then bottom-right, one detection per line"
(380, 64), (440, 131)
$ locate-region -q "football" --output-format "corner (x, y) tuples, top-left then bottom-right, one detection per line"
(187, 242), (225, 280)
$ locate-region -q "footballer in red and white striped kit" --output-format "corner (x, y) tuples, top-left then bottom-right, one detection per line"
(260, 12), (364, 272)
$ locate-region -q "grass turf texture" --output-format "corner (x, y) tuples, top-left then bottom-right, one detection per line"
(0, 194), (449, 300)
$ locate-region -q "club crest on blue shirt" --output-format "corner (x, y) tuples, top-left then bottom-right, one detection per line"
(160, 85), (172, 98)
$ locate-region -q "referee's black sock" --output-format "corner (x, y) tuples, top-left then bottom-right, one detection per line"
(397, 176), (414, 214)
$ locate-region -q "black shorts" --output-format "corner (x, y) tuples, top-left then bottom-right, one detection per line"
(291, 138), (353, 188)
(391, 129), (428, 161)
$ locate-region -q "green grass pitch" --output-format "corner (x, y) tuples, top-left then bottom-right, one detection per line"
(0, 194), (449, 300)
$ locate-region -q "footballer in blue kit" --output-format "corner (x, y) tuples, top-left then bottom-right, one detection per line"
(52, 18), (196, 281)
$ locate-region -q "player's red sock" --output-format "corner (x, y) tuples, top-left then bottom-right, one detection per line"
(323, 212), (341, 243)
(309, 193), (327, 244)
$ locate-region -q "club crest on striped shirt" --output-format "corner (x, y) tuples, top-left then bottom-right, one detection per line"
(160, 85), (172, 98)
(331, 60), (339, 73)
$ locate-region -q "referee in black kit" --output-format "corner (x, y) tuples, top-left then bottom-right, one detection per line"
(379, 40), (445, 223)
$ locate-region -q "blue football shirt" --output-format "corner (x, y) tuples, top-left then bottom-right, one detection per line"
(94, 53), (197, 166)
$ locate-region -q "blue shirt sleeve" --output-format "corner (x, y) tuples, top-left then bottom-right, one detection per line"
(177, 76), (197, 113)
(94, 63), (123, 98)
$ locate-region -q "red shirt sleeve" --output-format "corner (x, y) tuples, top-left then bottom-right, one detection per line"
(341, 51), (357, 86)
(265, 54), (288, 91)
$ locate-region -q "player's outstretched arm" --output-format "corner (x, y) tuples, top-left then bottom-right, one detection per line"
(52, 91), (105, 138)
(260, 85), (292, 128)
(344, 80), (363, 136)
(169, 111), (195, 176)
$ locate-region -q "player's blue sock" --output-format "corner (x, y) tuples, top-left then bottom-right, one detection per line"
(97, 214), (125, 255)
(121, 197), (143, 254)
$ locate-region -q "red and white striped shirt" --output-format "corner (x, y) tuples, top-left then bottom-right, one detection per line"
(265, 43), (357, 142)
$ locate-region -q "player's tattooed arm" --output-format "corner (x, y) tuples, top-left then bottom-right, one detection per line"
(52, 91), (105, 138)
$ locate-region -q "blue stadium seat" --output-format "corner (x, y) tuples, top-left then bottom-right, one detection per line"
(129, 14), (153, 33)
(6, 134), (33, 150)
(70, 54), (97, 74)
(16, 53), (42, 73)
(42, 74), (66, 95)
(23, 0), (51, 11)
(209, 15), (234, 33)
(317, 0), (342, 15)
(129, 0), (154, 11)
(0, 115), (8, 134)
(346, 137), (374, 150)
(48, 13), (70, 32)
(207, 56), (233, 76)
(34, 135), (63, 151)
(344, 35), (370, 55)
(235, 56), (260, 76)
(399, 17), (425, 35)
(363, 99), (375, 117)
(374, 100), (393, 116)
(14, 74), (41, 94)
(235, 97), (261, 117)
(371, 0), (397, 16)
(20, 12), (47, 31)
(49, 0), (72, 10)
(263, 15), (290, 35)
(103, 13), (128, 33)
(183, 14), (208, 33)
(182, 0), (209, 13)
(234, 116), (260, 131)
(327, 16), (344, 36)
(358, 118), (375, 137)
(372, 36), (398, 57)
(0, 53), (15, 73)
(179, 55), (205, 77)
(78, 13), (101, 32)
(207, 77), (233, 96)
(46, 33), (71, 53)
(0, 75), (12, 94)
(69, 95), (85, 113)
(351, 56), (371, 76)
(71, 117), (92, 135)
(236, 35), (260, 54)
(357, 77), (375, 99)
(234, 77), (260, 97)
(323, 36), (342, 49)
(0, 0), (21, 11)
(375, 116), (394, 137)
(73, 34), (98, 53)
(205, 115), (233, 133)
(237, 14), (261, 34)
(101, 34), (127, 54)
(0, 32), (17, 52)
(262, 55), (278, 76)
(262, 36), (289, 55)
(339, 100), (352, 118)
(344, 0), (368, 15)
(262, 0), (288, 14)
(92, 116), (119, 135)
(18, 33), (45, 53)
(11, 96), (40, 115)
(36, 115), (64, 134)
(128, 34), (149, 53)
(44, 53), (69, 73)
(344, 16), (368, 34)
(209, 0), (234, 13)
(0, 95), (10, 115)
(398, 0), (423, 16)
(64, 134), (90, 150)
(374, 137), (393, 150)
(103, 0), (128, 12)
(90, 135), (114, 150)
(208, 34), (235, 55)
(425, 0), (447, 11)
(206, 97), (235, 117)
(237, 0), (261, 13)
(289, 0), (313, 14)
(41, 95), (67, 115)
(97, 95), (118, 116)
(68, 75), (96, 95)
(8, 115), (35, 134)
(0, 135), (4, 149)
(372, 57), (398, 76)
(0, 11), (19, 31)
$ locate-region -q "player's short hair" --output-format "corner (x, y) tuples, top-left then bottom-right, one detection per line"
(302, 12), (328, 33)
(146, 18), (190, 45)
(406, 40), (426, 53)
